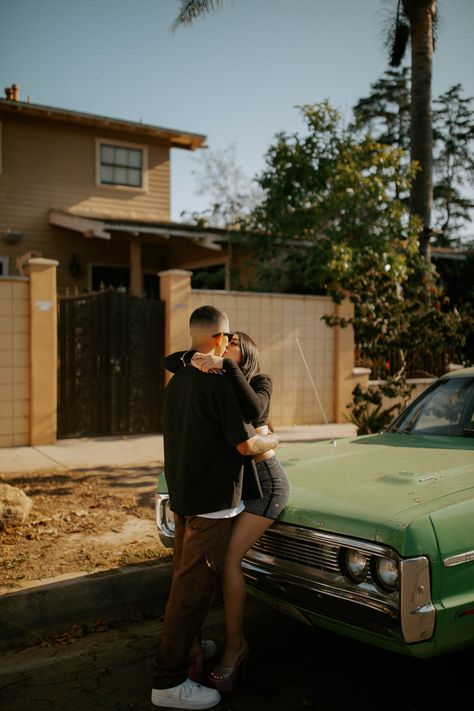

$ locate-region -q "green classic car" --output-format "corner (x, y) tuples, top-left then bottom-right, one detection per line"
(156, 367), (474, 659)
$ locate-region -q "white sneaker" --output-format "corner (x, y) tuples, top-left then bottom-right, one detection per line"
(151, 678), (221, 709)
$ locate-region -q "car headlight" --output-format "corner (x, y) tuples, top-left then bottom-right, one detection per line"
(344, 549), (370, 583)
(373, 556), (399, 591)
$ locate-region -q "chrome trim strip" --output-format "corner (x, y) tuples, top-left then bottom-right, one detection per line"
(399, 557), (435, 643)
(443, 550), (474, 567)
(242, 557), (398, 619)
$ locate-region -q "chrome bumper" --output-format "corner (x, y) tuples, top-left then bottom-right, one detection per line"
(155, 495), (435, 644)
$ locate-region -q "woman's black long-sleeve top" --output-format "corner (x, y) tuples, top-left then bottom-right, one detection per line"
(164, 351), (272, 428)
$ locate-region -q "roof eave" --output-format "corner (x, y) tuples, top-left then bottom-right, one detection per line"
(0, 99), (206, 151)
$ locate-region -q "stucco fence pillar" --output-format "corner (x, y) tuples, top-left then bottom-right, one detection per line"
(25, 258), (58, 445)
(158, 269), (368, 425)
(159, 269), (193, 385)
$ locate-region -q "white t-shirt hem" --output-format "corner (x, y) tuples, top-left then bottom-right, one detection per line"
(198, 501), (245, 519)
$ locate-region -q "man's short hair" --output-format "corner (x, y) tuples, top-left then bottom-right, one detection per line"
(189, 305), (228, 329)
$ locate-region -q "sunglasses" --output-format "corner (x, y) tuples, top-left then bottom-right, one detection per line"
(212, 331), (233, 339)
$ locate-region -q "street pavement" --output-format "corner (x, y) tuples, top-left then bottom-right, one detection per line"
(1, 594), (470, 711)
(0, 598), (321, 711)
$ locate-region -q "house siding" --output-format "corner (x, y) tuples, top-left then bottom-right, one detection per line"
(0, 113), (170, 289)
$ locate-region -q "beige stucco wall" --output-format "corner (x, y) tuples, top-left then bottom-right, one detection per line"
(188, 290), (337, 427)
(0, 277), (30, 446)
(159, 270), (363, 426)
(0, 259), (57, 448)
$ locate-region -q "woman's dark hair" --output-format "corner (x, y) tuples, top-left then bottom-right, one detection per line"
(236, 331), (261, 381)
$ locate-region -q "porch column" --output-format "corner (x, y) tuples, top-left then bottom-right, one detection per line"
(24, 258), (58, 445)
(159, 270), (192, 384)
(130, 238), (143, 297)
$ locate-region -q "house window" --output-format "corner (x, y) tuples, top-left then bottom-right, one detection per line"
(0, 256), (9, 276)
(97, 140), (145, 189)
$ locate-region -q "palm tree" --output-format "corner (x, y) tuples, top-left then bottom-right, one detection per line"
(389, 0), (437, 257)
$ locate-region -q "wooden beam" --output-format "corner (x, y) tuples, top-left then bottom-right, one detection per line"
(48, 210), (111, 240)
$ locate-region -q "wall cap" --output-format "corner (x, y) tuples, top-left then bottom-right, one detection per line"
(192, 288), (334, 302)
(27, 258), (59, 267)
(158, 269), (192, 277)
(352, 367), (372, 376)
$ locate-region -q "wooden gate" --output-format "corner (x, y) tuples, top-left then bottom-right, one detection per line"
(58, 290), (164, 438)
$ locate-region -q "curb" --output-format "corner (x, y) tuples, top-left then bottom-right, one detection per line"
(0, 559), (172, 651)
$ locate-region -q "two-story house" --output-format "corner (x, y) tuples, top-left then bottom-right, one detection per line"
(0, 83), (230, 296)
(0, 84), (366, 445)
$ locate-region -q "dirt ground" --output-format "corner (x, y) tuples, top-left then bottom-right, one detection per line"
(0, 465), (172, 594)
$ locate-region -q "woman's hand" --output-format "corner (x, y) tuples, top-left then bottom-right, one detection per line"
(191, 353), (224, 373)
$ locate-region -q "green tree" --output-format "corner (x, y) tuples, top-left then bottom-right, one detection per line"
(352, 68), (411, 202)
(243, 102), (466, 369)
(354, 72), (474, 243)
(173, 0), (439, 257)
(352, 68), (411, 154)
(433, 84), (474, 244)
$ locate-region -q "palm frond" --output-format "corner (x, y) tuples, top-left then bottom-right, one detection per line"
(388, 0), (409, 67)
(389, 20), (409, 66)
(172, 0), (224, 31)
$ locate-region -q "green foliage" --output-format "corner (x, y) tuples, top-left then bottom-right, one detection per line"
(245, 101), (421, 293)
(345, 377), (415, 435)
(433, 84), (474, 243)
(241, 100), (470, 427)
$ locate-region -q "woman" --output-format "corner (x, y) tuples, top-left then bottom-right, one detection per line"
(165, 332), (289, 691)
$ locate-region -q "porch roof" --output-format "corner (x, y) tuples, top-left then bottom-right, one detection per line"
(48, 210), (229, 251)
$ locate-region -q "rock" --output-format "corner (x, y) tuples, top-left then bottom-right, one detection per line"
(0, 483), (33, 526)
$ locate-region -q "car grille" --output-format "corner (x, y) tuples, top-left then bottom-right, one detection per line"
(253, 527), (341, 574)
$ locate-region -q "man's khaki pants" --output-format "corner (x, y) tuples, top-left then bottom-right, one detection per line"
(153, 514), (233, 689)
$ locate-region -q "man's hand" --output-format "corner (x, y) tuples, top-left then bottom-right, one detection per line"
(236, 432), (279, 456)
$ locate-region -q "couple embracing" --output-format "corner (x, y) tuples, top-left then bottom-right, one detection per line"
(152, 304), (290, 709)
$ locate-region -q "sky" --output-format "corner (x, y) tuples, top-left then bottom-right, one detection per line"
(1, 0), (473, 227)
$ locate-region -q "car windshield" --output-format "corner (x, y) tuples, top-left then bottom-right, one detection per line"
(388, 376), (474, 437)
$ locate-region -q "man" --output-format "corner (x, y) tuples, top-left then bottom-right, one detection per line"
(152, 305), (278, 710)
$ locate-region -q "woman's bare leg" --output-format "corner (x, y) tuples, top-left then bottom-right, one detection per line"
(217, 512), (273, 670)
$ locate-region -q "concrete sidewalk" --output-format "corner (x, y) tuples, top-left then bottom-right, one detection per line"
(0, 423), (356, 475)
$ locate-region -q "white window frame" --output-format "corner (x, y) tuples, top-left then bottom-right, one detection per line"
(0, 256), (9, 276)
(95, 137), (148, 192)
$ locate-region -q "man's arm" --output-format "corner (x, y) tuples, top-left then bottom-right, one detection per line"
(236, 431), (279, 456)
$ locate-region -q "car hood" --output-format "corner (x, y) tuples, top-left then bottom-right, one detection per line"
(277, 433), (474, 549)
